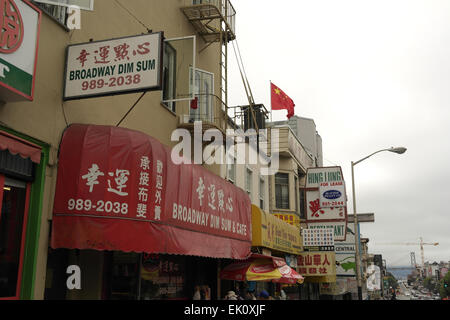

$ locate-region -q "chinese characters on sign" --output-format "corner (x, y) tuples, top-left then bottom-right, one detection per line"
(297, 252), (336, 276)
(304, 167), (348, 242)
(64, 32), (163, 100)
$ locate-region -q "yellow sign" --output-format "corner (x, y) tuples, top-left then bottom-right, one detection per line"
(251, 205), (302, 255)
(273, 213), (301, 228)
(298, 251), (336, 277)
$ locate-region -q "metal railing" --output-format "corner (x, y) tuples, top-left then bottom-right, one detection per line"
(192, 0), (236, 35)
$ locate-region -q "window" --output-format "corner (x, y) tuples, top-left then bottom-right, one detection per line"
(245, 168), (252, 197)
(190, 68), (214, 122)
(32, 1), (67, 26)
(0, 176), (30, 299)
(162, 42), (177, 112)
(259, 178), (265, 209)
(227, 154), (235, 183)
(300, 189), (306, 220)
(295, 176), (298, 214)
(275, 173), (289, 209)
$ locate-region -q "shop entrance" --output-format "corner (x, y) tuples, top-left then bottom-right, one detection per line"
(0, 176), (30, 299)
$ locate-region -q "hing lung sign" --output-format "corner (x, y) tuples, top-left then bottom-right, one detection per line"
(64, 32), (163, 100)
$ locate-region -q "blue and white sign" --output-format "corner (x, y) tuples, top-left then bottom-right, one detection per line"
(319, 181), (346, 208)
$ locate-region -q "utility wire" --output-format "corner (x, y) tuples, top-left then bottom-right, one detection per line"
(113, 0), (152, 33)
(116, 92), (147, 127)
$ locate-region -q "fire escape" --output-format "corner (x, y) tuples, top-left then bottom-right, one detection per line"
(180, 0), (236, 133)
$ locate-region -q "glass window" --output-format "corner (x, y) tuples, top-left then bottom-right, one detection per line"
(259, 178), (265, 209)
(190, 68), (214, 122)
(227, 155), (235, 183)
(295, 176), (298, 214)
(275, 173), (289, 209)
(32, 1), (67, 26)
(162, 42), (177, 112)
(245, 168), (252, 197)
(0, 177), (28, 299)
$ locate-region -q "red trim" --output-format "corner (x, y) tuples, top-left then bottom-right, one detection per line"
(0, 0), (24, 54)
(0, 130), (42, 163)
(14, 182), (31, 299)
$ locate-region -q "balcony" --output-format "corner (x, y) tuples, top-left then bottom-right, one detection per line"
(181, 0), (236, 43)
(177, 93), (228, 135)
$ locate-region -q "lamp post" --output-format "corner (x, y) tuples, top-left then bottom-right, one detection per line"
(351, 147), (407, 300)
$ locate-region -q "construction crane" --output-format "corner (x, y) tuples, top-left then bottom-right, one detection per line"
(378, 237), (439, 268)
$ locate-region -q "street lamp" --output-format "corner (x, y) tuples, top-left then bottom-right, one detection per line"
(351, 146), (407, 300)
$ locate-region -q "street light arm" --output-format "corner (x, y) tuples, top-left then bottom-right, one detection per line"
(353, 148), (391, 166)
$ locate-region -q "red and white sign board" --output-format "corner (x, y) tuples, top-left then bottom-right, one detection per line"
(0, 0), (41, 101)
(304, 166), (348, 241)
(63, 32), (163, 100)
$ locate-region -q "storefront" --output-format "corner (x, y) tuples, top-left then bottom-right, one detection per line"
(228, 205), (304, 299)
(298, 251), (337, 300)
(0, 128), (48, 300)
(45, 124), (252, 300)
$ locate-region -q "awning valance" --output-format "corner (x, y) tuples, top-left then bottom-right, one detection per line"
(0, 130), (41, 163)
(51, 124), (252, 259)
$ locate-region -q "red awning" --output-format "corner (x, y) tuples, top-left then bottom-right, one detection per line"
(51, 124), (252, 259)
(220, 253), (304, 284)
(0, 130), (41, 163)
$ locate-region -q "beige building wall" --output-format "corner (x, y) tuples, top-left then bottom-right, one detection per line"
(0, 0), (230, 299)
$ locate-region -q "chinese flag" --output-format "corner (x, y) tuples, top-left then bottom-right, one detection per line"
(271, 82), (295, 119)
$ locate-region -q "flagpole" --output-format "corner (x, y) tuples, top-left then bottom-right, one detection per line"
(269, 80), (273, 123)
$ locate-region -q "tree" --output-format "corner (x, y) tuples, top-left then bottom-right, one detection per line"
(438, 272), (450, 299)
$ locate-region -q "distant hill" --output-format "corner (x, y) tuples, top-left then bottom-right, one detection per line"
(387, 267), (414, 280)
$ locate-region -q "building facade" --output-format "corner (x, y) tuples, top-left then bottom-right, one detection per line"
(0, 0), (248, 300)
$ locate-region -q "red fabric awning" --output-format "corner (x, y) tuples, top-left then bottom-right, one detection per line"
(51, 124), (252, 259)
(220, 253), (304, 284)
(0, 130), (41, 163)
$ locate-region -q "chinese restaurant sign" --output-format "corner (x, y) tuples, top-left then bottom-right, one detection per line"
(298, 251), (336, 277)
(304, 166), (348, 241)
(0, 0), (41, 101)
(273, 213), (300, 228)
(51, 124), (252, 259)
(251, 205), (302, 255)
(63, 32), (163, 100)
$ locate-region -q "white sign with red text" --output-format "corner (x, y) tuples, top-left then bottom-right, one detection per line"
(64, 32), (162, 100)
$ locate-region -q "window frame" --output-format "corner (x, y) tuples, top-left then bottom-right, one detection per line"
(275, 172), (290, 210)
(161, 41), (177, 113)
(259, 177), (265, 210)
(189, 67), (214, 123)
(0, 175), (32, 300)
(245, 167), (252, 198)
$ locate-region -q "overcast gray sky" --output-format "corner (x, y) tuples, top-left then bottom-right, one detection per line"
(228, 0), (450, 267)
